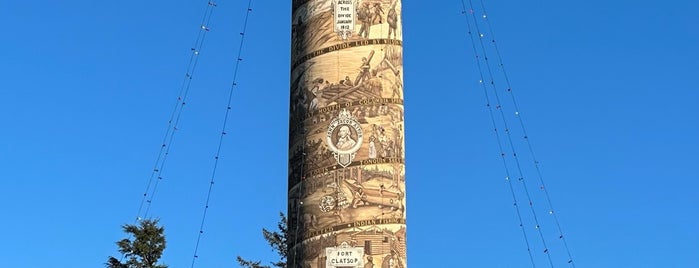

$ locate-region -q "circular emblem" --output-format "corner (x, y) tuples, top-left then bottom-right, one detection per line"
(319, 195), (336, 212)
(326, 108), (364, 167)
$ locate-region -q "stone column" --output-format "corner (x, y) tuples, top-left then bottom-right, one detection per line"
(288, 1), (406, 267)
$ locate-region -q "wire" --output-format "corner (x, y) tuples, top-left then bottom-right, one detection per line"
(190, 1), (253, 267)
(476, 0), (576, 265)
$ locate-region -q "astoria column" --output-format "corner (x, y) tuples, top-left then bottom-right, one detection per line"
(288, 0), (406, 267)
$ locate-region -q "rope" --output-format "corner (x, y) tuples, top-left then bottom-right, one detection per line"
(190, 1), (253, 267)
(476, 1), (576, 265)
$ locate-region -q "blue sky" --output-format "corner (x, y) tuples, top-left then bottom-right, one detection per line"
(1, 0), (698, 267)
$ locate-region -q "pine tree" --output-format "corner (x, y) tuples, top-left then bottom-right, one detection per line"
(106, 219), (168, 268)
(237, 213), (288, 268)
(236, 257), (269, 268)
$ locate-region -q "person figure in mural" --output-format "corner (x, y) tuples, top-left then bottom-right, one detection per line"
(387, 139), (395, 157)
(391, 71), (403, 98)
(351, 187), (368, 208)
(372, 3), (384, 24)
(378, 127), (389, 157)
(293, 15), (306, 51)
(292, 82), (304, 112)
(303, 213), (318, 229)
(357, 2), (371, 38)
(368, 136), (377, 158)
(352, 107), (361, 119)
(381, 256), (394, 268)
(388, 237), (406, 268)
(380, 103), (389, 115)
(309, 95), (320, 111)
(359, 57), (371, 83)
(310, 78), (324, 95)
(387, 4), (398, 39)
(333, 207), (346, 223)
(336, 125), (356, 150)
(381, 254), (404, 268)
(364, 256), (375, 268)
(344, 75), (354, 87)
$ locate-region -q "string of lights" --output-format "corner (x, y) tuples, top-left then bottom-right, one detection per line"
(475, 0), (576, 265)
(460, 0), (577, 266)
(135, 0), (220, 222)
(189, 1), (254, 267)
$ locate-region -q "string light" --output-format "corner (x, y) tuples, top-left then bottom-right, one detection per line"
(461, 0), (578, 266)
(459, 1), (537, 266)
(475, 0), (577, 265)
(121, 0), (221, 264)
(135, 0), (219, 224)
(190, 1), (254, 267)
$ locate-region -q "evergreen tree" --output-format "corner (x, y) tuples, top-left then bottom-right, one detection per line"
(236, 257), (269, 268)
(237, 213), (288, 268)
(106, 219), (168, 268)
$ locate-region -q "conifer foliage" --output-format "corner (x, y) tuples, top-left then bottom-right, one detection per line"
(237, 213), (288, 268)
(106, 219), (168, 268)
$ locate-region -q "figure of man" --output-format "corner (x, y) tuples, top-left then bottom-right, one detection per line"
(387, 5), (398, 39)
(344, 75), (354, 87)
(294, 15), (307, 50)
(381, 255), (395, 268)
(357, 2), (371, 38)
(336, 125), (356, 150)
(372, 3), (384, 24)
(391, 71), (402, 98)
(364, 256), (375, 268)
(387, 139), (395, 157)
(351, 187), (368, 208)
(359, 57), (371, 83)
(309, 91), (321, 110)
(379, 129), (389, 157)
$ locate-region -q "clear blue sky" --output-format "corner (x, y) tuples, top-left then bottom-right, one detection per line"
(1, 0), (698, 267)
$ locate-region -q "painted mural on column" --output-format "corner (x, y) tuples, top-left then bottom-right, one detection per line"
(288, 0), (406, 267)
